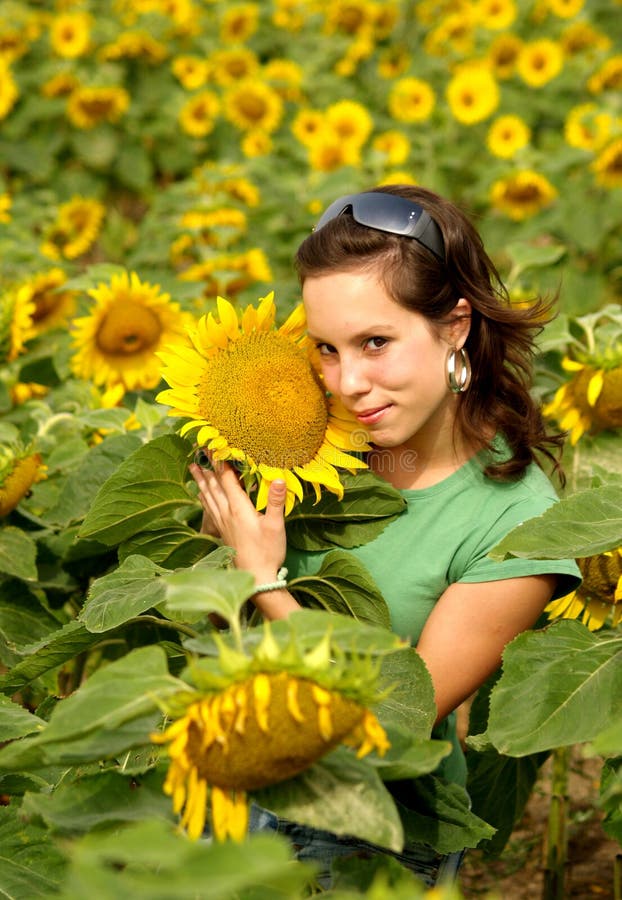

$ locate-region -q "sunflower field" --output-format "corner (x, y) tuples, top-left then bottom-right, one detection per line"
(0, 0), (621, 897)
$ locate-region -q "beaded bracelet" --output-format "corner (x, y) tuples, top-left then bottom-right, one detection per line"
(253, 567), (288, 594)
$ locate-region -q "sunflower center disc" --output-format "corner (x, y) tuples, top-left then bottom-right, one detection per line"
(96, 299), (163, 355)
(199, 332), (328, 468)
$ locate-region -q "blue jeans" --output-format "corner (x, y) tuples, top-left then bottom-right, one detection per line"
(248, 804), (465, 890)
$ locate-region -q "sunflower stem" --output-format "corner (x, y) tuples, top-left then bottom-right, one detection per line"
(541, 745), (570, 900)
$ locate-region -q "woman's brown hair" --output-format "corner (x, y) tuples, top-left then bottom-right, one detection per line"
(295, 183), (565, 483)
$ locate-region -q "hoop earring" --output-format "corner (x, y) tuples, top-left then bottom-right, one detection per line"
(446, 347), (471, 393)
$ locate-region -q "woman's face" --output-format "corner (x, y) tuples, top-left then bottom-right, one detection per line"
(303, 269), (469, 453)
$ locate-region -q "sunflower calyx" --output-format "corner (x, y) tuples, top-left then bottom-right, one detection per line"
(0, 443), (47, 517)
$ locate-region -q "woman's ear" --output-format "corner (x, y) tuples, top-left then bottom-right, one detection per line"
(450, 298), (472, 349)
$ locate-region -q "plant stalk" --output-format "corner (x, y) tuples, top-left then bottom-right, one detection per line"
(614, 853), (621, 900)
(542, 745), (570, 900)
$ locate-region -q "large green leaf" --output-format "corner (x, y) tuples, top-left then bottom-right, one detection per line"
(78, 434), (196, 545)
(119, 522), (218, 568)
(486, 621), (622, 755)
(161, 561), (256, 628)
(80, 554), (169, 633)
(395, 775), (496, 853)
(256, 746), (404, 852)
(375, 647), (436, 737)
(0, 579), (62, 660)
(369, 727), (451, 781)
(290, 550), (391, 629)
(0, 694), (46, 740)
(22, 769), (172, 834)
(45, 434), (143, 527)
(55, 822), (314, 900)
(0, 805), (67, 898)
(489, 484), (622, 560)
(0, 621), (98, 696)
(286, 470), (407, 551)
(0, 527), (38, 581)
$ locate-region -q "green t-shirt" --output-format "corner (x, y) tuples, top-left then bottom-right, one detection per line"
(286, 442), (582, 786)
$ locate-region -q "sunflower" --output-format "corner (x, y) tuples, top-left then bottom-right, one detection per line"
(208, 48), (260, 86)
(377, 46), (411, 79)
(325, 99), (373, 148)
(372, 130), (410, 165)
(241, 129), (273, 158)
(592, 139), (622, 189)
(71, 271), (193, 392)
(157, 292), (369, 515)
(49, 11), (91, 58)
(0, 57), (19, 120)
(446, 66), (500, 125)
(0, 286), (35, 364)
(291, 109), (324, 147)
(476, 0), (517, 31)
(66, 85), (130, 129)
(98, 31), (168, 64)
(40, 196), (105, 260)
(0, 193), (11, 223)
(0, 447), (47, 517)
(388, 77), (435, 124)
(564, 103), (613, 151)
(20, 268), (77, 337)
(516, 39), (564, 88)
(223, 79), (283, 133)
(487, 33), (523, 78)
(545, 549), (622, 631)
(220, 3), (260, 43)
(561, 22), (610, 56)
(588, 56), (622, 94)
(172, 55), (210, 90)
(179, 90), (220, 138)
(486, 114), (531, 158)
(424, 13), (475, 57)
(307, 133), (362, 173)
(323, 0), (375, 36)
(271, 0), (306, 31)
(543, 358), (622, 444)
(152, 623), (390, 841)
(41, 72), (79, 98)
(263, 59), (304, 102)
(490, 170), (557, 221)
(547, 0), (584, 18)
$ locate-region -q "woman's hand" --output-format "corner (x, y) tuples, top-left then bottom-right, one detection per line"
(189, 459), (288, 584)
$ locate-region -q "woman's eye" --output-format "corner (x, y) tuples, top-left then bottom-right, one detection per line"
(316, 342), (336, 355)
(366, 336), (388, 350)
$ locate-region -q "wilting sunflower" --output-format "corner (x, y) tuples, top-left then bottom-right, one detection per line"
(490, 170), (557, 220)
(152, 622), (391, 841)
(71, 271), (193, 392)
(388, 77), (435, 123)
(546, 548), (622, 631)
(543, 358), (622, 444)
(0, 286), (35, 364)
(0, 446), (46, 517)
(157, 292), (369, 515)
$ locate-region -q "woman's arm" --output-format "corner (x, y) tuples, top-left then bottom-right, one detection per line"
(416, 574), (558, 725)
(189, 460), (301, 619)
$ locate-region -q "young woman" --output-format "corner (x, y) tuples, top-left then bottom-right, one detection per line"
(189, 184), (581, 886)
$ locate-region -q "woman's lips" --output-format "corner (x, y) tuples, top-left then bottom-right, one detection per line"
(355, 405), (391, 425)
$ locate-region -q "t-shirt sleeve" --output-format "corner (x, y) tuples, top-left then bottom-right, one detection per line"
(452, 494), (582, 600)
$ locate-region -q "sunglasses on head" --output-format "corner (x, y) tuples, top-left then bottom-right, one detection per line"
(314, 192), (445, 261)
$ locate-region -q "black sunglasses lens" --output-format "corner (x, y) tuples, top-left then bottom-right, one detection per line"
(352, 195), (422, 235)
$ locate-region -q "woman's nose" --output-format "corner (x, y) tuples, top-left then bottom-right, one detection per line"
(338, 358), (370, 397)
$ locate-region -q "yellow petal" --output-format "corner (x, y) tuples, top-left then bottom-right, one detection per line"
(561, 358), (585, 371)
(216, 296), (240, 341)
(278, 301), (306, 339)
(586, 370), (604, 407)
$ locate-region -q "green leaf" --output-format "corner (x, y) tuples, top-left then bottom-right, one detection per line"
(286, 470), (407, 551)
(118, 522), (218, 568)
(0, 805), (67, 898)
(506, 240), (566, 272)
(0, 527), (38, 581)
(0, 694), (46, 740)
(369, 727), (451, 781)
(256, 746), (404, 852)
(0, 621), (98, 696)
(161, 562), (256, 626)
(486, 621), (622, 755)
(584, 718), (622, 757)
(22, 769), (171, 834)
(55, 822), (313, 900)
(375, 647), (436, 737)
(46, 434), (143, 527)
(489, 484), (622, 560)
(0, 579), (62, 659)
(290, 550), (391, 629)
(78, 434), (196, 546)
(80, 555), (169, 633)
(395, 775), (496, 853)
